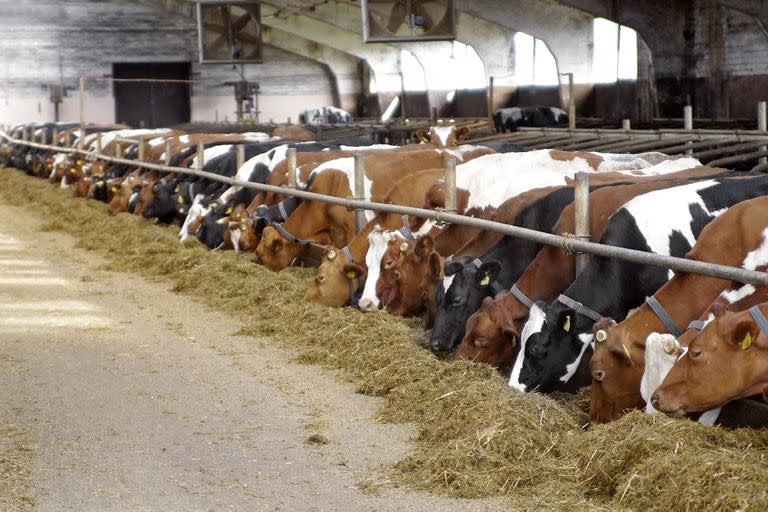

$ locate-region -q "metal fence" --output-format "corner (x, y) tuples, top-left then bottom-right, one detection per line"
(2, 130), (768, 288)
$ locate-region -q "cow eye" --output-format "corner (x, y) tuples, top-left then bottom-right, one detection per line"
(689, 349), (702, 359)
(528, 343), (545, 358)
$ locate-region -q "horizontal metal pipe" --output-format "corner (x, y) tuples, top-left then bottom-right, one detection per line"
(3, 132), (768, 287)
(707, 149), (768, 167)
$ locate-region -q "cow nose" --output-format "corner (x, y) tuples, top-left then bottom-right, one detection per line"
(428, 337), (443, 351)
(592, 370), (605, 382)
(358, 298), (374, 312)
(650, 392), (660, 409)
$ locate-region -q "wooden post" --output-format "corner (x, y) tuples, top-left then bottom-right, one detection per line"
(196, 142), (204, 169)
(622, 119), (631, 131)
(574, 172), (590, 275)
(431, 107), (438, 126)
(236, 144), (245, 172)
(354, 153), (366, 233)
(137, 136), (145, 161)
(164, 138), (172, 166)
(286, 147), (297, 188)
(78, 76), (86, 149)
(487, 76), (495, 131)
(21, 126), (27, 142)
(444, 157), (457, 214)
(95, 132), (101, 154)
(758, 101), (767, 165)
(52, 128), (59, 148)
(115, 142), (122, 158)
(684, 105), (693, 155)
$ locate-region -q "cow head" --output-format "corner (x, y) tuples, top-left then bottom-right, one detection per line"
(428, 257), (501, 353)
(227, 210), (260, 253)
(415, 125), (470, 148)
(142, 180), (178, 222)
(196, 203), (234, 249)
(651, 306), (768, 415)
(304, 246), (365, 306)
(376, 235), (440, 317)
(454, 294), (520, 372)
(256, 226), (302, 271)
(587, 317), (646, 424)
(508, 301), (594, 394)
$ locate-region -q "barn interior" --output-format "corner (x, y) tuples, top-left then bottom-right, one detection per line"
(1, 0), (766, 128)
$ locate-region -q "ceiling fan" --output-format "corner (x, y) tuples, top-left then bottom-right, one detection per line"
(197, 1), (263, 63)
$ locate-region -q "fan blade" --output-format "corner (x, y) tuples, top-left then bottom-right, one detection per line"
(411, 1), (435, 31)
(386, 1), (408, 34)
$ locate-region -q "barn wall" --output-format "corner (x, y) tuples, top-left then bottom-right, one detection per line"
(0, 0), (334, 126)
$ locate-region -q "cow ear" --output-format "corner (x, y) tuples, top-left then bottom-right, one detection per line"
(609, 343), (635, 366)
(724, 319), (760, 350)
(428, 252), (443, 280)
(415, 235), (434, 260)
(455, 126), (470, 141)
(502, 326), (518, 348)
(342, 262), (365, 279)
(444, 260), (464, 276)
(476, 261), (501, 287)
(415, 129), (429, 143)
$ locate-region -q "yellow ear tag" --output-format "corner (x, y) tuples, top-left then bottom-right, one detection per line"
(622, 344), (632, 359)
(174, 185), (180, 193)
(111, 186), (117, 193)
(225, 207), (233, 215)
(346, 271), (356, 279)
(421, 137), (430, 143)
(742, 332), (752, 350)
(480, 275), (490, 286)
(178, 196), (184, 204)
(511, 335), (517, 348)
(327, 250), (336, 261)
(563, 315), (571, 333)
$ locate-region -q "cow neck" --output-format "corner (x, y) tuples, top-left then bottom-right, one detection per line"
(270, 221), (311, 246)
(513, 244), (576, 313)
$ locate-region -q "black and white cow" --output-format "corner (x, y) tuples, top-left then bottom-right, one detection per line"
(428, 186), (578, 352)
(299, 106), (352, 126)
(493, 106), (568, 133)
(507, 174), (768, 395)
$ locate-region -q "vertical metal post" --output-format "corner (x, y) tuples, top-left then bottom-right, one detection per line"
(622, 119), (631, 131)
(354, 153), (366, 233)
(567, 73), (576, 130)
(286, 147), (297, 188)
(78, 76), (86, 149)
(487, 76), (495, 131)
(399, 72), (407, 120)
(236, 144), (245, 172)
(574, 172), (590, 275)
(758, 101), (767, 165)
(684, 105), (693, 155)
(444, 157), (457, 214)
(196, 142), (204, 169)
(164, 138), (172, 166)
(137, 136), (145, 161)
(95, 132), (102, 154)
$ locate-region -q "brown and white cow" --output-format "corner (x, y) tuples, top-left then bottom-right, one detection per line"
(589, 195), (768, 424)
(304, 168), (444, 307)
(651, 301), (768, 415)
(256, 147), (492, 272)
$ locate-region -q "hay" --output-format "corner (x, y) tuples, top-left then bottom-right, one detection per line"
(2, 168), (768, 510)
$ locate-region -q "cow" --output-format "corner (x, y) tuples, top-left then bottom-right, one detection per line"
(493, 106), (568, 133)
(304, 168), (444, 307)
(589, 196), (768, 423)
(650, 298), (768, 417)
(453, 167), (733, 372)
(508, 175), (768, 396)
(256, 146), (493, 272)
(299, 106), (352, 125)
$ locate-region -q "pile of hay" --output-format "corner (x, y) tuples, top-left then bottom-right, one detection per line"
(2, 168), (767, 510)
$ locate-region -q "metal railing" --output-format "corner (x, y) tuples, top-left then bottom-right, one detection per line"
(3, 130), (768, 288)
